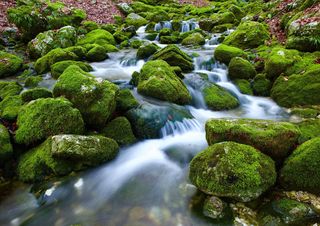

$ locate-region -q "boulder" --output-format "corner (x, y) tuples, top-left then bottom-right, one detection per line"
(125, 13), (148, 29)
(136, 43), (159, 59)
(50, 60), (93, 79)
(116, 89), (139, 112)
(181, 33), (205, 47)
(252, 74), (271, 96)
(203, 84), (239, 110)
(0, 51), (23, 78)
(214, 44), (247, 65)
(85, 44), (108, 62)
(21, 87), (53, 102)
(206, 119), (300, 160)
(228, 57), (256, 80)
(0, 124), (13, 165)
(189, 142), (276, 202)
(203, 196), (228, 219)
(234, 79), (253, 95)
(77, 29), (116, 47)
(0, 95), (23, 121)
(0, 81), (23, 100)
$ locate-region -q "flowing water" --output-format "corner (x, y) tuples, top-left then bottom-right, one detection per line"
(0, 22), (289, 226)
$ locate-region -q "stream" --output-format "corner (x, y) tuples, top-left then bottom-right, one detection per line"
(0, 21), (288, 226)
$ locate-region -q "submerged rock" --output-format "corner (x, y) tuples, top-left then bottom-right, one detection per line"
(206, 119), (300, 160)
(0, 51), (23, 78)
(189, 142), (276, 202)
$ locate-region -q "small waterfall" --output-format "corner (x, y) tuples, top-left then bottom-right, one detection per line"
(160, 118), (203, 137)
(181, 20), (199, 33)
(154, 21), (172, 32)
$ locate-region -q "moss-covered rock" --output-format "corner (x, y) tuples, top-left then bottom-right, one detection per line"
(206, 119), (300, 160)
(295, 119), (320, 144)
(209, 12), (236, 26)
(214, 44), (247, 65)
(27, 26), (77, 59)
(271, 66), (320, 107)
(252, 74), (271, 97)
(85, 44), (108, 62)
(15, 98), (84, 145)
(0, 95), (23, 121)
(125, 13), (148, 29)
(64, 45), (87, 58)
(223, 21), (270, 49)
(181, 33), (205, 47)
(136, 43), (159, 59)
(116, 89), (139, 112)
(18, 134), (118, 182)
(0, 124), (13, 165)
(228, 57), (256, 80)
(77, 29), (116, 47)
(160, 35), (180, 44)
(101, 117), (136, 146)
(151, 45), (194, 72)
(24, 76), (43, 88)
(280, 137), (320, 194)
(291, 107), (320, 119)
(79, 20), (100, 33)
(34, 48), (79, 74)
(137, 60), (191, 105)
(189, 142), (276, 202)
(203, 196), (228, 219)
(234, 79), (253, 95)
(0, 81), (23, 100)
(21, 87), (52, 103)
(50, 60), (93, 79)
(0, 51), (23, 78)
(53, 65), (118, 129)
(203, 84), (239, 111)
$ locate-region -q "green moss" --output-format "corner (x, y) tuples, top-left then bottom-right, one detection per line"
(64, 46), (87, 58)
(86, 45), (107, 62)
(0, 81), (23, 100)
(53, 65), (118, 129)
(223, 21), (270, 49)
(0, 124), (13, 165)
(0, 51), (23, 78)
(137, 60), (191, 105)
(15, 98), (84, 145)
(130, 39), (143, 49)
(0, 95), (23, 121)
(137, 43), (159, 59)
(50, 60), (93, 79)
(77, 29), (116, 46)
(252, 74), (271, 97)
(228, 57), (256, 80)
(271, 66), (320, 107)
(24, 76), (43, 88)
(101, 117), (136, 146)
(229, 5), (245, 21)
(116, 89), (139, 112)
(160, 35), (180, 44)
(125, 13), (148, 29)
(181, 33), (205, 47)
(234, 79), (253, 95)
(147, 10), (170, 23)
(214, 44), (247, 65)
(295, 119), (320, 144)
(209, 12), (236, 26)
(189, 142), (276, 202)
(206, 119), (300, 160)
(211, 23), (234, 33)
(280, 137), (320, 194)
(21, 87), (53, 103)
(80, 20), (100, 33)
(203, 84), (239, 111)
(290, 107), (319, 119)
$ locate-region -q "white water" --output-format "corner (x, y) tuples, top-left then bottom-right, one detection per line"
(0, 23), (288, 226)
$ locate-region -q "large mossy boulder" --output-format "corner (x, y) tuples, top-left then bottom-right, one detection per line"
(77, 29), (116, 47)
(0, 51), (23, 78)
(0, 81), (23, 100)
(50, 60), (93, 79)
(223, 21), (270, 49)
(189, 142), (276, 202)
(228, 57), (256, 80)
(15, 98), (84, 145)
(280, 137), (320, 194)
(21, 87), (52, 102)
(214, 44), (247, 65)
(27, 26), (77, 59)
(126, 103), (193, 139)
(53, 65), (118, 129)
(7, 1), (86, 40)
(206, 119), (300, 160)
(181, 33), (205, 47)
(271, 66), (320, 107)
(18, 135), (118, 182)
(101, 117), (136, 146)
(125, 13), (148, 29)
(0, 124), (13, 165)
(136, 43), (159, 59)
(137, 60), (191, 105)
(151, 45), (194, 72)
(203, 84), (239, 111)
(0, 95), (23, 121)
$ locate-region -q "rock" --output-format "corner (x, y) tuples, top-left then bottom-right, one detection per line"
(53, 65), (118, 129)
(0, 124), (13, 165)
(271, 66), (320, 107)
(203, 196), (227, 219)
(203, 84), (239, 110)
(126, 103), (193, 139)
(34, 48), (80, 74)
(252, 74), (271, 96)
(214, 44), (247, 65)
(234, 79), (253, 95)
(125, 13), (148, 29)
(15, 98), (84, 145)
(24, 76), (43, 88)
(206, 119), (300, 160)
(64, 46), (87, 58)
(295, 119), (320, 144)
(17, 135), (118, 182)
(290, 108), (319, 119)
(228, 57), (256, 80)
(189, 142), (276, 202)
(101, 117), (136, 146)
(223, 21), (269, 49)
(116, 89), (139, 112)
(0, 51), (23, 78)
(27, 26), (77, 59)
(85, 44), (108, 62)
(280, 137), (320, 193)
(79, 21), (100, 33)
(21, 87), (53, 103)
(147, 10), (170, 23)
(209, 12), (236, 26)
(151, 45), (194, 72)
(181, 33), (205, 47)
(50, 60), (93, 79)
(77, 29), (116, 47)
(117, 3), (134, 15)
(258, 198), (318, 225)
(228, 5), (245, 21)
(0, 95), (23, 121)
(160, 35), (180, 44)
(137, 60), (191, 105)
(0, 81), (23, 100)
(137, 43), (159, 59)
